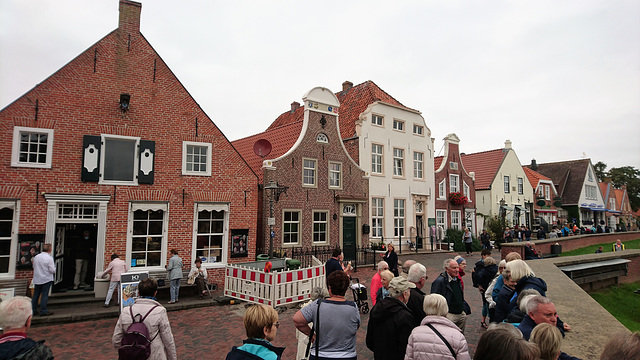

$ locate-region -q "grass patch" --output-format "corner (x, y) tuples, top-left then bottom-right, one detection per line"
(559, 239), (640, 256)
(590, 282), (640, 332)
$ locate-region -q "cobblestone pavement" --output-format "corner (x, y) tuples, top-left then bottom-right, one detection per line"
(29, 251), (487, 359)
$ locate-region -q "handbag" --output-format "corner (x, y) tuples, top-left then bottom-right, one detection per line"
(426, 323), (457, 359)
(303, 299), (321, 360)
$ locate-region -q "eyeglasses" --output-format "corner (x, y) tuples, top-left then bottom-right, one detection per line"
(274, 322), (280, 328)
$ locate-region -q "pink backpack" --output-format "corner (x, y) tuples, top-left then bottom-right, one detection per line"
(118, 304), (159, 360)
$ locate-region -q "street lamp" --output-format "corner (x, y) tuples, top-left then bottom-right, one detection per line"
(264, 180), (288, 259)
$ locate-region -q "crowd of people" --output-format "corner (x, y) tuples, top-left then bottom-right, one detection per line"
(1, 242), (637, 360)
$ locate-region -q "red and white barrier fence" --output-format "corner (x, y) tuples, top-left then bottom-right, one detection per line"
(224, 256), (325, 307)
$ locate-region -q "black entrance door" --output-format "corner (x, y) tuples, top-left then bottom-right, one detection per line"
(342, 217), (357, 263)
(416, 215), (424, 249)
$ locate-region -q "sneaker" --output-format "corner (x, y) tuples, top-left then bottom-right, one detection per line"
(40, 312), (54, 317)
(103, 304), (109, 308)
(168, 301), (175, 304)
(73, 286), (78, 290)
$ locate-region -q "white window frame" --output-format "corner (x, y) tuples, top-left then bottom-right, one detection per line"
(449, 174), (460, 193)
(585, 185), (598, 200)
(192, 203), (229, 268)
(371, 144), (384, 175)
(463, 181), (471, 202)
(393, 148), (404, 177)
(438, 179), (446, 199)
(394, 199), (405, 237)
(372, 198), (384, 238)
(609, 198), (616, 211)
(127, 202), (169, 270)
(436, 210), (447, 230)
(328, 161), (342, 189)
(413, 152), (424, 179)
(100, 134), (140, 186)
(372, 114), (384, 126)
(282, 210), (301, 246)
(393, 119), (405, 132)
(504, 175), (511, 193)
(517, 177), (524, 195)
(545, 185), (551, 200)
(182, 141), (212, 176)
(451, 210), (461, 230)
(0, 201), (19, 279)
(312, 210), (329, 244)
(11, 126), (54, 168)
(302, 158), (317, 188)
(413, 124), (424, 136)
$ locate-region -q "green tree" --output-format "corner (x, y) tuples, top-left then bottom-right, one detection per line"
(608, 166), (640, 211)
(594, 161), (607, 182)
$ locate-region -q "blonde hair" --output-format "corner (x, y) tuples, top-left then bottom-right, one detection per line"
(530, 323), (562, 360)
(423, 294), (448, 317)
(484, 257), (497, 266)
(505, 252), (522, 262)
(600, 332), (640, 360)
(244, 304), (278, 339)
(506, 259), (535, 282)
(380, 270), (394, 282)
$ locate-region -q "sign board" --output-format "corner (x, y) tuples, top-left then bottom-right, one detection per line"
(428, 218), (436, 227)
(120, 271), (149, 311)
(17, 234), (45, 269)
(230, 229), (249, 258)
(267, 217), (276, 226)
(0, 288), (14, 302)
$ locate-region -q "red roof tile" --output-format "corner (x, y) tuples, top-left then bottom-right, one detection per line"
(613, 188), (625, 210)
(434, 156), (444, 170)
(231, 120), (304, 182)
(460, 149), (508, 190)
(523, 167), (551, 189)
(266, 80), (415, 140)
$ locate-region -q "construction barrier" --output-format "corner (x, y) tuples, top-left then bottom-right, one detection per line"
(224, 256), (325, 307)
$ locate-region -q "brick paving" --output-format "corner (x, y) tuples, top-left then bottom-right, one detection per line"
(28, 251), (487, 359)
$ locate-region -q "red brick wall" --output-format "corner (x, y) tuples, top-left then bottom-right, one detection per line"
(500, 231), (640, 259)
(262, 109), (369, 251)
(434, 142), (476, 229)
(0, 7), (257, 290)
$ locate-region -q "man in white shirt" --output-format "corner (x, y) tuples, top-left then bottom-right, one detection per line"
(31, 244), (56, 316)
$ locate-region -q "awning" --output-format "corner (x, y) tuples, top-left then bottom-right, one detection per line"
(606, 209), (621, 214)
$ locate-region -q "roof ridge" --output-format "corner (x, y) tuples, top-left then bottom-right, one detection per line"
(537, 159), (590, 166)
(460, 148), (505, 157)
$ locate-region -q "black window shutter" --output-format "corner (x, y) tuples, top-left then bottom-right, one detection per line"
(138, 140), (155, 184)
(81, 135), (101, 182)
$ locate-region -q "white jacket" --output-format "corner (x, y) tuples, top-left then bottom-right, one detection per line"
(112, 298), (177, 360)
(405, 316), (471, 360)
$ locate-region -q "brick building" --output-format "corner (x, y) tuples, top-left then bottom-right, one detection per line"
(433, 133), (477, 235)
(232, 87), (369, 262)
(0, 0), (257, 294)
(524, 165), (563, 231)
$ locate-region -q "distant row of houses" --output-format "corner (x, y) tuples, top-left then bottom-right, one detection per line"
(0, 1), (636, 294)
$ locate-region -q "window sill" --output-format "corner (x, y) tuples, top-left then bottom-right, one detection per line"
(182, 171), (212, 177)
(11, 162), (52, 169)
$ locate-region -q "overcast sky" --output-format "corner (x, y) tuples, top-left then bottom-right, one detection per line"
(2, 1), (639, 170)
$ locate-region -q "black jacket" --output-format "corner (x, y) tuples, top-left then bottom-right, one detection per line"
(515, 276), (547, 297)
(0, 337), (53, 360)
(494, 285), (516, 323)
(406, 287), (426, 328)
(477, 264), (498, 290)
(472, 259), (485, 288)
(366, 297), (414, 360)
(430, 273), (465, 314)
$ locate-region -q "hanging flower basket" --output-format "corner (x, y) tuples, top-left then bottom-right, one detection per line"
(449, 192), (469, 205)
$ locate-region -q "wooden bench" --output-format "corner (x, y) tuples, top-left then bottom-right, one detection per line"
(147, 269), (215, 298)
(0, 279), (30, 298)
(558, 258), (630, 291)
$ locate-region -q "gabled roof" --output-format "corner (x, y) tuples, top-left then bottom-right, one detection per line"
(265, 80), (414, 141)
(231, 120), (304, 182)
(523, 167), (552, 190)
(613, 188), (626, 210)
(599, 182), (610, 202)
(527, 159), (591, 205)
(460, 149), (508, 190)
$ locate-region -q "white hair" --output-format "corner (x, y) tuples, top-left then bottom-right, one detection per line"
(423, 294), (448, 317)
(407, 263), (426, 283)
(443, 258), (455, 270)
(525, 295), (552, 315)
(506, 259), (535, 282)
(377, 261), (389, 271)
(0, 296), (32, 331)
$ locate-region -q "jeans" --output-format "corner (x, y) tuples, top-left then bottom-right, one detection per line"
(170, 278), (180, 301)
(105, 281), (121, 305)
(32, 281), (53, 315)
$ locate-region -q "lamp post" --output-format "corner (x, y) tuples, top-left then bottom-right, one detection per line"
(264, 180), (288, 259)
(499, 198), (506, 226)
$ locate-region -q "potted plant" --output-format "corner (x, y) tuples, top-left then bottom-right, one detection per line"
(448, 192), (469, 206)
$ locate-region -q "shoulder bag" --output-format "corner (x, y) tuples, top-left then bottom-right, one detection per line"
(426, 323), (457, 359)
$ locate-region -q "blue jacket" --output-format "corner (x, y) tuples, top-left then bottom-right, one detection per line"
(515, 276), (547, 297)
(518, 315), (566, 341)
(225, 339), (285, 360)
(0, 336), (53, 360)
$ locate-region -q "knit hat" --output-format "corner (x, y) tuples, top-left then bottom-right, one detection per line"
(456, 257), (466, 265)
(388, 276), (416, 297)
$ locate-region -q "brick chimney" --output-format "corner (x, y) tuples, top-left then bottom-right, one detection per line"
(119, 0), (142, 33)
(290, 101), (300, 112)
(342, 81), (353, 92)
(531, 159), (538, 171)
